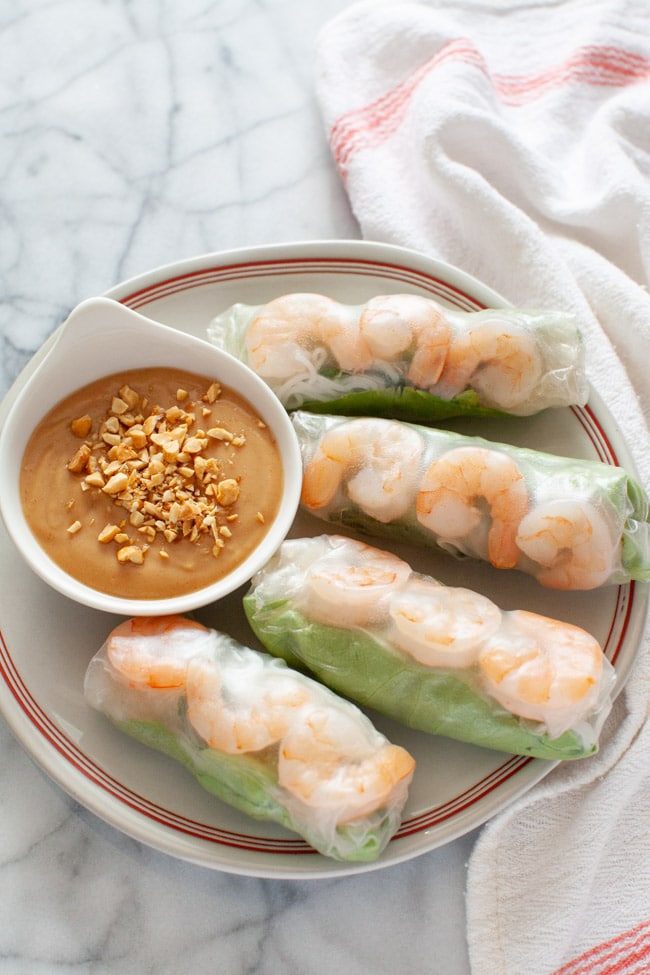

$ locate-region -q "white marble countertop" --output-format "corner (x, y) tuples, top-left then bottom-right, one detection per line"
(0, 3), (476, 973)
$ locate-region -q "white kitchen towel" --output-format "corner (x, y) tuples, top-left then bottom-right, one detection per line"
(316, 2), (650, 973)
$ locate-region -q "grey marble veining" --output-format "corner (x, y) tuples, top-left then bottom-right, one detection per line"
(0, 2), (473, 973)
(2, 728), (476, 974)
(0, 0), (360, 399)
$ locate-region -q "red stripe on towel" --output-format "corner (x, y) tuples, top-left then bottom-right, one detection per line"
(330, 40), (650, 176)
(497, 44), (650, 104)
(549, 919), (650, 975)
(330, 38), (487, 173)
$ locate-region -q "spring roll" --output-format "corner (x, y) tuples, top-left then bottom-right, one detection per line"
(244, 535), (616, 760)
(292, 411), (650, 590)
(84, 615), (415, 862)
(207, 293), (588, 420)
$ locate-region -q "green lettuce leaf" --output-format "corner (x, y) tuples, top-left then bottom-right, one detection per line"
(243, 600), (595, 762)
(300, 386), (505, 423)
(113, 717), (398, 862)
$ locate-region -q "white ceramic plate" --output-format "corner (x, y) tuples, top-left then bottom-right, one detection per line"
(0, 240), (646, 879)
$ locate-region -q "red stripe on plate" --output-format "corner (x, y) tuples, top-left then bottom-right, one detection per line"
(572, 403), (620, 466)
(396, 755), (530, 835)
(0, 632), (313, 852)
(603, 583), (633, 667)
(118, 258), (487, 314)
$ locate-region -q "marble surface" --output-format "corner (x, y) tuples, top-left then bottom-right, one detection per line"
(0, 3), (476, 973)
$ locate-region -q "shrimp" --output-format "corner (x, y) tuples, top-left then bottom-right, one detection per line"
(185, 654), (310, 754)
(436, 316), (543, 410)
(245, 293), (373, 380)
(416, 446), (529, 569)
(478, 610), (605, 738)
(304, 536), (412, 627)
(515, 499), (619, 590)
(106, 615), (215, 688)
(301, 417), (426, 522)
(388, 577), (502, 668)
(358, 294), (452, 387)
(278, 706), (415, 823)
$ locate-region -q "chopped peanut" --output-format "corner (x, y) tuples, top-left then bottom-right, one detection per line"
(103, 472), (130, 495)
(84, 471), (106, 488)
(70, 415), (92, 438)
(110, 397), (129, 415)
(67, 443), (92, 473)
(203, 382), (221, 403)
(142, 414), (159, 436)
(119, 385), (140, 409)
(183, 436), (208, 454)
(216, 478), (240, 506)
(129, 427), (148, 450)
(207, 427), (233, 442)
(63, 377), (262, 568)
(97, 524), (121, 543)
(102, 432), (121, 447)
(116, 545), (145, 564)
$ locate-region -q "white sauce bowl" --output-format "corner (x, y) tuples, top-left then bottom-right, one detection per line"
(0, 297), (302, 616)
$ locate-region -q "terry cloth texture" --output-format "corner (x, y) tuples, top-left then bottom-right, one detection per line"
(316, 2), (650, 973)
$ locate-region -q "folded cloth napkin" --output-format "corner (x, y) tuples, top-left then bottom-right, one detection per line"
(316, 2), (650, 973)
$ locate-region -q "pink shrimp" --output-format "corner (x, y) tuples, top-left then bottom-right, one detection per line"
(246, 293), (373, 380)
(515, 499), (619, 590)
(388, 577), (502, 668)
(185, 654), (311, 754)
(358, 294), (452, 387)
(300, 417), (426, 523)
(437, 315), (543, 410)
(478, 610), (605, 737)
(416, 446), (529, 569)
(278, 706), (415, 823)
(106, 615), (214, 688)
(303, 535), (412, 627)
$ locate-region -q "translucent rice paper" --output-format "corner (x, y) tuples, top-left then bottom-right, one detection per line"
(292, 411), (650, 590)
(244, 535), (617, 760)
(207, 294), (589, 419)
(84, 617), (415, 862)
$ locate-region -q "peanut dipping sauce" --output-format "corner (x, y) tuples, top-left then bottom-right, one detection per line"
(20, 367), (284, 600)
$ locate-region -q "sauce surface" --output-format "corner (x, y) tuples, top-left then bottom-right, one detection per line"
(20, 367), (284, 599)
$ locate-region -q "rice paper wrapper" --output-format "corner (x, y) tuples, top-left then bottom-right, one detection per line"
(291, 411), (650, 590)
(207, 294), (588, 420)
(84, 618), (415, 862)
(243, 535), (617, 761)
